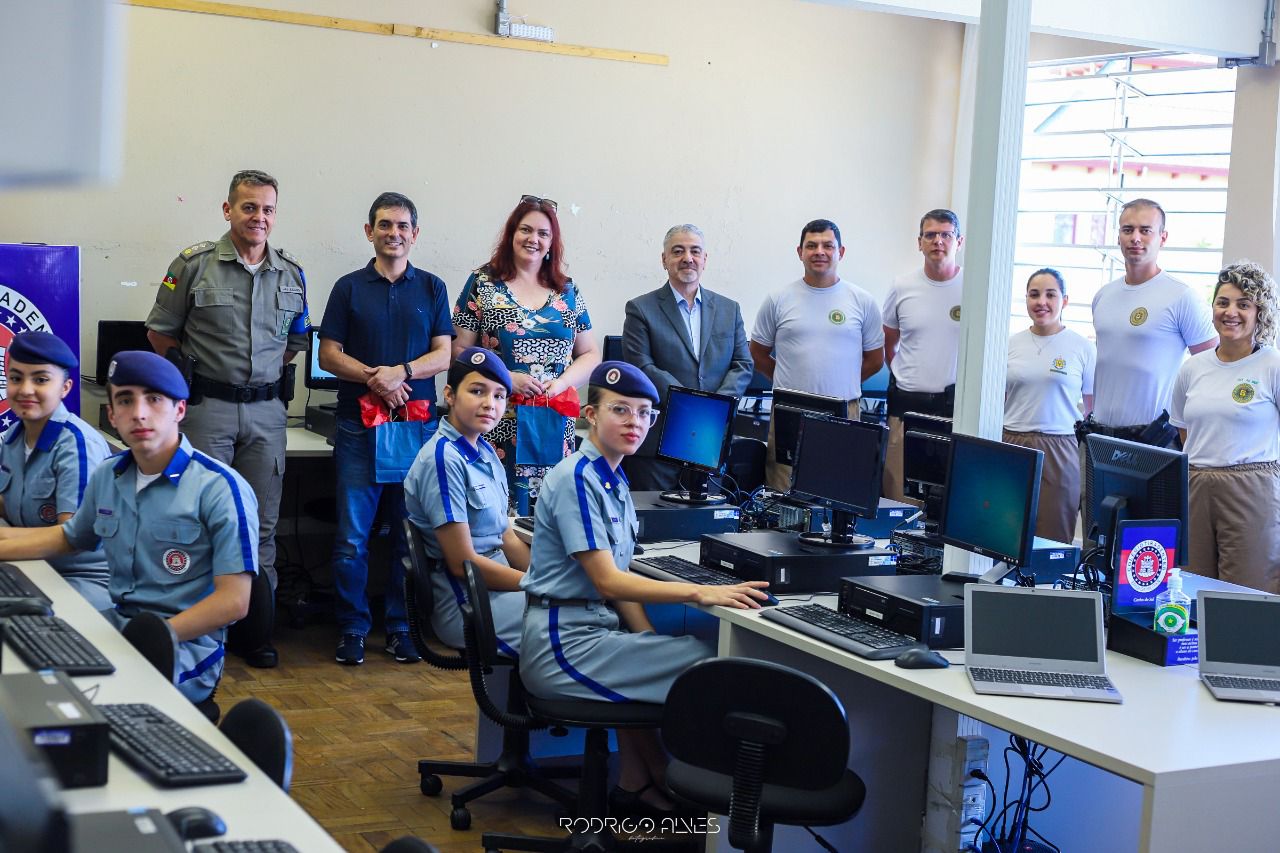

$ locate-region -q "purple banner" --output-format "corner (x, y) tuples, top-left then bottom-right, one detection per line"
(0, 244), (81, 424)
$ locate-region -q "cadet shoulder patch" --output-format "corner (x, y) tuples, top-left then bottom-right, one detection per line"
(179, 240), (215, 260)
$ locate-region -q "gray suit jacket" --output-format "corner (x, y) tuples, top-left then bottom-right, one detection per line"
(621, 283), (752, 469)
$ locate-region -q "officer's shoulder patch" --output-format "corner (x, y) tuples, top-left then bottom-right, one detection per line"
(276, 247), (303, 269)
(179, 240), (215, 260)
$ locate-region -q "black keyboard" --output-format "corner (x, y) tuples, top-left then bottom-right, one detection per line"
(636, 555), (739, 585)
(515, 516), (535, 532)
(0, 562), (49, 603)
(98, 703), (246, 787)
(970, 667), (1116, 691)
(1204, 674), (1280, 691)
(3, 614), (115, 675)
(760, 603), (923, 660)
(194, 842), (301, 853)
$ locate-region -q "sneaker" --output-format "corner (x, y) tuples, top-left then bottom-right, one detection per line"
(386, 631), (422, 663)
(335, 633), (365, 665)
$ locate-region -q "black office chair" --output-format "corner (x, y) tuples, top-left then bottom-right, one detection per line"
(464, 562), (675, 853)
(402, 521), (577, 831)
(122, 611), (221, 723)
(219, 698), (293, 791)
(726, 436), (767, 495)
(379, 838), (441, 853)
(661, 658), (867, 853)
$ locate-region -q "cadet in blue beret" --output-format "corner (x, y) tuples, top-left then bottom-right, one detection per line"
(519, 360), (769, 814)
(0, 332), (112, 608)
(0, 349), (257, 705)
(404, 347), (529, 657)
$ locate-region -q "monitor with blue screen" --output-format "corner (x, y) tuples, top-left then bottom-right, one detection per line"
(655, 386), (737, 504)
(305, 328), (338, 392)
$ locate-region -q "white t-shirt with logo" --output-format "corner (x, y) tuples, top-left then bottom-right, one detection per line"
(1169, 346), (1280, 466)
(1004, 327), (1096, 435)
(751, 278), (884, 400)
(1091, 272), (1215, 427)
(881, 268), (964, 393)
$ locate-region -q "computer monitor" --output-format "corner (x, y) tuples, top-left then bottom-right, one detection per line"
(0, 705), (69, 852)
(745, 368), (772, 396)
(940, 433), (1043, 572)
(655, 386), (737, 504)
(304, 328), (338, 392)
(603, 334), (625, 363)
(901, 413), (953, 526)
(789, 413), (887, 548)
(770, 388), (847, 466)
(94, 320), (152, 385)
(1084, 433), (1189, 571)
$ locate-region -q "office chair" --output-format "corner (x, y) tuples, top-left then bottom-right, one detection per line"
(464, 563), (676, 853)
(219, 698), (294, 791)
(226, 568), (277, 667)
(726, 436), (767, 495)
(661, 658), (866, 853)
(379, 838), (441, 853)
(122, 611), (221, 723)
(401, 521), (577, 831)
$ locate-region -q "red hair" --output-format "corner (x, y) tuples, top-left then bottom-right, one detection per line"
(486, 199), (569, 293)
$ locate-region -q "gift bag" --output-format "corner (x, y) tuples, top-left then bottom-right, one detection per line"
(360, 393), (433, 483)
(513, 387), (579, 467)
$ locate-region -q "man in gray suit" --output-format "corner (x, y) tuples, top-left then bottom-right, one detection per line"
(622, 224), (753, 491)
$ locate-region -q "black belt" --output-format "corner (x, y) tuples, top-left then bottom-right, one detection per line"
(526, 593), (604, 609)
(886, 374), (954, 418)
(193, 373), (283, 404)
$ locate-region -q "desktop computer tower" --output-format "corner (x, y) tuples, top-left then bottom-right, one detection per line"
(699, 529), (897, 594)
(0, 671), (108, 788)
(839, 574), (966, 649)
(1025, 537), (1079, 583)
(632, 491), (740, 543)
(304, 403), (338, 442)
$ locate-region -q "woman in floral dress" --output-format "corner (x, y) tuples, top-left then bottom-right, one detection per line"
(453, 195), (601, 513)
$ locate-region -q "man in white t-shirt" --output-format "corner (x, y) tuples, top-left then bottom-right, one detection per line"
(1089, 198), (1216, 442)
(750, 219), (885, 491)
(881, 208), (965, 503)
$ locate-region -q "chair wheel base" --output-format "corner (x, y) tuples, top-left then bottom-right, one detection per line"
(450, 807), (472, 831)
(420, 774), (443, 796)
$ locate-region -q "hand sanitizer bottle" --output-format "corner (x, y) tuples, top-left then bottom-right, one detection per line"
(1154, 567), (1192, 634)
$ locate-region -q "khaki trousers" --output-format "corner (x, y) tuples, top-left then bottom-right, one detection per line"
(1002, 430), (1079, 545)
(1186, 462), (1280, 593)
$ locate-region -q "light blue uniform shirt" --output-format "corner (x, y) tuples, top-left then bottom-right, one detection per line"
(670, 283), (702, 360)
(0, 404), (111, 608)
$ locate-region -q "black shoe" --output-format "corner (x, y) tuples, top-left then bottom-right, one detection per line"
(385, 631), (422, 663)
(242, 642), (278, 668)
(336, 633), (365, 665)
(609, 783), (676, 818)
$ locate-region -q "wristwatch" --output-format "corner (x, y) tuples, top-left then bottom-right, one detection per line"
(402, 362), (413, 380)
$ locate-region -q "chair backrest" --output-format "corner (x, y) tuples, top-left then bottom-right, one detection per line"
(219, 698), (294, 791)
(662, 657), (849, 790)
(121, 611), (178, 685)
(401, 518), (466, 670)
(460, 561), (545, 732)
(462, 560), (501, 668)
(379, 836), (441, 853)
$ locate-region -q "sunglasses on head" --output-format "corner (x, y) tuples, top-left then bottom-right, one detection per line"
(520, 194), (558, 212)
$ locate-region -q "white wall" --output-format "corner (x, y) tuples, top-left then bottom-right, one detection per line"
(0, 0), (970, 414)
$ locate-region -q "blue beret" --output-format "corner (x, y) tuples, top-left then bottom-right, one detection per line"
(456, 347), (512, 394)
(107, 350), (189, 401)
(590, 360), (659, 405)
(6, 332), (77, 371)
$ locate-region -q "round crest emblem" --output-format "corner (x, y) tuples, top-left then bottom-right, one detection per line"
(0, 285), (55, 426)
(605, 367), (621, 385)
(470, 352), (486, 365)
(828, 309), (846, 325)
(38, 503), (57, 524)
(1232, 382), (1256, 404)
(1125, 538), (1169, 593)
(1052, 358), (1066, 370)
(1129, 307), (1149, 326)
(1155, 605), (1189, 634)
(162, 548), (191, 575)
(949, 305), (961, 322)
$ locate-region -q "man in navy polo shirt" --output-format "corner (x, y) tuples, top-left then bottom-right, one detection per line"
(318, 192), (453, 665)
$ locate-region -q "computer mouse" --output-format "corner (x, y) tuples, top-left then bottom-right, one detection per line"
(759, 592), (780, 607)
(894, 647), (950, 669)
(0, 600), (53, 618)
(165, 806), (227, 840)
(633, 543), (646, 555)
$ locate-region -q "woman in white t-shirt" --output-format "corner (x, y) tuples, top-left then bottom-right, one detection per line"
(1003, 269), (1096, 544)
(1170, 261), (1280, 592)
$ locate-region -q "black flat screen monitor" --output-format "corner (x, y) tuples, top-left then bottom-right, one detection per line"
(1084, 434), (1189, 570)
(95, 320), (152, 385)
(603, 335), (625, 363)
(305, 328), (338, 392)
(771, 388), (847, 466)
(0, 706), (69, 852)
(940, 433), (1042, 570)
(790, 413), (887, 548)
(655, 386), (737, 504)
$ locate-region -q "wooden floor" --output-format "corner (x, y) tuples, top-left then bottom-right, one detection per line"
(219, 621), (566, 853)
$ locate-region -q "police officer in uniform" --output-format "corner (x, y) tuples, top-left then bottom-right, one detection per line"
(145, 169), (307, 668)
(404, 348), (528, 655)
(520, 360), (768, 813)
(0, 332), (112, 609)
(0, 351), (257, 704)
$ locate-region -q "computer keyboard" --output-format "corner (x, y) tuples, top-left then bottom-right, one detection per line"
(759, 603), (923, 660)
(1204, 674), (1280, 691)
(193, 842), (300, 853)
(969, 668), (1115, 690)
(515, 516), (535, 533)
(2, 614), (115, 675)
(636, 555), (739, 585)
(98, 702), (246, 787)
(0, 562), (49, 603)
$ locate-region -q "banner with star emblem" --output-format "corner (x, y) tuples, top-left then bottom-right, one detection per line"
(0, 244), (81, 427)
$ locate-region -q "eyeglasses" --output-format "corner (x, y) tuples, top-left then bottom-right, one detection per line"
(520, 194), (558, 212)
(920, 230), (958, 242)
(602, 403), (659, 426)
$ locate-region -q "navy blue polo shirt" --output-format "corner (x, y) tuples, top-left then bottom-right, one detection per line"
(319, 260), (454, 421)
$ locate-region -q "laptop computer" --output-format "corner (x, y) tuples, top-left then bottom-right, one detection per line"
(964, 584), (1122, 704)
(1197, 590), (1280, 704)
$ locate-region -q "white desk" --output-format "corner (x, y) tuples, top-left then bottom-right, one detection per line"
(633, 542), (1280, 853)
(4, 560), (343, 851)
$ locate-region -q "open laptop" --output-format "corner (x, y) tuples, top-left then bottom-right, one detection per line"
(1197, 590), (1280, 704)
(964, 585), (1122, 704)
